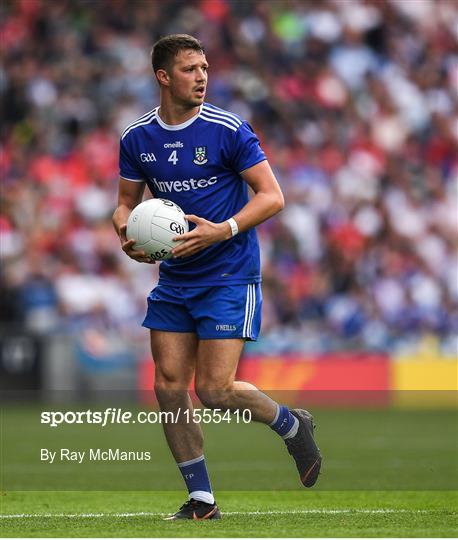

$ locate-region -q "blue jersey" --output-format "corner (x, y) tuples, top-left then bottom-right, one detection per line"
(119, 103), (266, 287)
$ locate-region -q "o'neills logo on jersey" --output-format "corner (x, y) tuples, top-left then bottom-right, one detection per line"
(152, 176), (217, 193)
(163, 141), (183, 148)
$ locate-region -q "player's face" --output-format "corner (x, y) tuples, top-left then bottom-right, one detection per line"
(167, 49), (208, 107)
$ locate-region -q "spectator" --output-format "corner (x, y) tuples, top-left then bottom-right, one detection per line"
(1, 0), (456, 357)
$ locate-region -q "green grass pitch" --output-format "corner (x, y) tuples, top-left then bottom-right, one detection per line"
(1, 406), (457, 536)
(1, 491), (456, 537)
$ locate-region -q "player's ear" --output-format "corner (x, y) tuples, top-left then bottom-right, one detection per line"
(156, 69), (170, 87)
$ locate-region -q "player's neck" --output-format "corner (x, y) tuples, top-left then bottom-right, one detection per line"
(158, 98), (201, 126)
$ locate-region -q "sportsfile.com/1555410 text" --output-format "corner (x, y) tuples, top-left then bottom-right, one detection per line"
(40, 408), (252, 428)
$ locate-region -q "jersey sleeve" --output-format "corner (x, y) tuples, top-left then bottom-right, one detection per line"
(119, 135), (145, 182)
(230, 122), (266, 173)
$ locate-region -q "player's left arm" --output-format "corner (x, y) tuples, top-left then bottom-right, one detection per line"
(172, 160), (284, 258)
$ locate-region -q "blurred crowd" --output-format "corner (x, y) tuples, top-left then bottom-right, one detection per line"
(1, 0), (457, 357)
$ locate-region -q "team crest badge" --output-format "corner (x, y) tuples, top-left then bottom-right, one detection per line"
(193, 146), (208, 165)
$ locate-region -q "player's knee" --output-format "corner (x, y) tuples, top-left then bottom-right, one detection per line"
(195, 381), (233, 410)
(154, 370), (189, 396)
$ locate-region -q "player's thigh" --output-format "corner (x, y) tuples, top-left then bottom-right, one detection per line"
(150, 330), (198, 388)
(195, 338), (245, 391)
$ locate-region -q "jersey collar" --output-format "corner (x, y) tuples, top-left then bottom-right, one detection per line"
(156, 105), (202, 131)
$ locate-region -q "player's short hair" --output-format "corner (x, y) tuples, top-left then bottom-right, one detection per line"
(151, 34), (205, 75)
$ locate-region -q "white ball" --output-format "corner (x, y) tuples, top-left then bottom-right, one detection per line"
(126, 199), (188, 260)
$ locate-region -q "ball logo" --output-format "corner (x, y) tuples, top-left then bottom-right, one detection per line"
(170, 222), (185, 235)
(151, 249), (168, 260)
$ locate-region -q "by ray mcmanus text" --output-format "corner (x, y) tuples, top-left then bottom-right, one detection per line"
(40, 448), (152, 464)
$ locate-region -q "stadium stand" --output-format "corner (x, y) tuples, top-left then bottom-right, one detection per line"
(1, 0), (457, 360)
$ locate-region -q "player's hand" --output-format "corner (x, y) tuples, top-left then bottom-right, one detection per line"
(171, 215), (232, 258)
(119, 224), (156, 264)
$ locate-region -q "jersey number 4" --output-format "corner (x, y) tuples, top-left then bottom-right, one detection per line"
(168, 150), (178, 165)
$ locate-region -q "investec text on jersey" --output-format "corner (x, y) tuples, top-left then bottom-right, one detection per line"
(152, 176), (218, 193)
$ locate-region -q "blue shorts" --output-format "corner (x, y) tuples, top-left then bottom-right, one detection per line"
(142, 283), (262, 340)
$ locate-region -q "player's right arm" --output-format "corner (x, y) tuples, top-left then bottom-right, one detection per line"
(112, 177), (155, 264)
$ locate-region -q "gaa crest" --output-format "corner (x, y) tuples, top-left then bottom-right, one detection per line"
(193, 146), (208, 165)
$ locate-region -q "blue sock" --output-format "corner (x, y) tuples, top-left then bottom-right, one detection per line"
(269, 405), (298, 439)
(177, 455), (214, 504)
